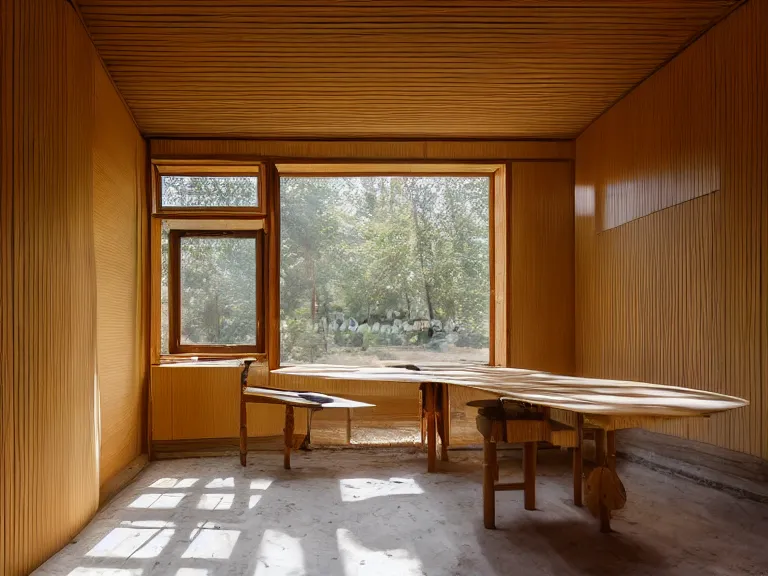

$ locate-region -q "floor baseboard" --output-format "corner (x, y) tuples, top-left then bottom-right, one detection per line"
(99, 454), (149, 507)
(616, 429), (768, 503)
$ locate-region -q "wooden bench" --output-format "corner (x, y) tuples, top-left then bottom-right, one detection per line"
(239, 360), (374, 469)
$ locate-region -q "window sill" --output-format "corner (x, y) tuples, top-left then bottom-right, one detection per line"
(156, 352), (266, 366)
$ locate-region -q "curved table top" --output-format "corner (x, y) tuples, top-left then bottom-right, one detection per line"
(274, 362), (748, 418)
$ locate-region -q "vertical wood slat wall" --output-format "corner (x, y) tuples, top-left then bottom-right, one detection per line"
(575, 0), (767, 458)
(509, 161), (575, 376)
(0, 0), (12, 572)
(0, 1), (147, 574)
(93, 63), (148, 486)
(1, 2), (98, 573)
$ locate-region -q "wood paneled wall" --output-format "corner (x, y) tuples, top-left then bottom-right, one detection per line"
(93, 62), (148, 486)
(1, 1), (147, 573)
(509, 162), (575, 374)
(1, 0), (12, 571)
(1, 2), (99, 573)
(575, 0), (767, 458)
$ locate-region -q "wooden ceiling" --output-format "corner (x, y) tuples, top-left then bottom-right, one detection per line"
(76, 0), (740, 139)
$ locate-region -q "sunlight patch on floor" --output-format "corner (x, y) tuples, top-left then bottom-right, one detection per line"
(197, 493), (235, 510)
(205, 477), (235, 489)
(250, 479), (274, 490)
(182, 527), (240, 560)
(128, 493), (185, 509)
(148, 478), (199, 489)
(67, 569), (142, 576)
(119, 521), (175, 529)
(338, 478), (423, 502)
(253, 529), (306, 576)
(336, 528), (423, 576)
(86, 526), (174, 559)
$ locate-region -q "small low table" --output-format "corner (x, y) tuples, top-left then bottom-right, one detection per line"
(239, 360), (374, 469)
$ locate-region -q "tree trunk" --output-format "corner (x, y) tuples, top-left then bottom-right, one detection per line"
(409, 183), (435, 321)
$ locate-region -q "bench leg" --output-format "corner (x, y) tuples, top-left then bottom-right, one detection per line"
(284, 405), (294, 470)
(573, 414), (583, 506)
(483, 437), (497, 529)
(523, 441), (537, 511)
(239, 397), (247, 467)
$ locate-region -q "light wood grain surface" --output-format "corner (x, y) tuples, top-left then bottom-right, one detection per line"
(76, 0), (739, 138)
(275, 363), (748, 418)
(2, 2), (101, 573)
(93, 57), (148, 488)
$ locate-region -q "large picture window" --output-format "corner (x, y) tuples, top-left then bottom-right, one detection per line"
(280, 176), (490, 365)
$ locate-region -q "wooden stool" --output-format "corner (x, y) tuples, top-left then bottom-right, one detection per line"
(473, 399), (580, 530)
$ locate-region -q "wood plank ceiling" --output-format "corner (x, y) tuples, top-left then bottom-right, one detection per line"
(76, 0), (741, 139)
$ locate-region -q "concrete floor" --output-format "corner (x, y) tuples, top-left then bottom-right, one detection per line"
(35, 448), (768, 576)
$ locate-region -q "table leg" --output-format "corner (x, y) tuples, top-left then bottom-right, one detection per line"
(595, 428), (611, 532)
(523, 441), (537, 511)
(595, 427), (605, 466)
(346, 408), (352, 445)
(425, 382), (437, 472)
(606, 430), (616, 472)
(573, 414), (583, 506)
(438, 383), (450, 462)
(284, 405), (294, 470)
(483, 437), (497, 529)
(239, 397), (248, 467)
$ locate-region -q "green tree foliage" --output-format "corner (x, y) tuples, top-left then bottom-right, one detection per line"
(159, 175), (490, 363)
(280, 176), (489, 364)
(162, 175), (258, 207)
(179, 236), (256, 345)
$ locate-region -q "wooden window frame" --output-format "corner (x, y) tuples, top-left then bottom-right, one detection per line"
(150, 159), (507, 368)
(168, 229), (266, 355)
(153, 163), (266, 217)
(274, 165), (506, 368)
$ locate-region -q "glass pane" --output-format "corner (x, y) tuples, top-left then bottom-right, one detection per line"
(280, 176), (489, 365)
(180, 236), (257, 346)
(160, 222), (170, 354)
(161, 175), (259, 208)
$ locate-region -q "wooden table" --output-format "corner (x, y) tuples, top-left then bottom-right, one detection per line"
(274, 362), (748, 531)
(239, 360), (373, 469)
